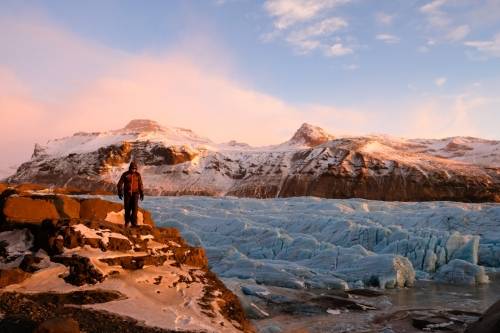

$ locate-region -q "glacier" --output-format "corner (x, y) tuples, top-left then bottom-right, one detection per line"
(134, 196), (500, 289)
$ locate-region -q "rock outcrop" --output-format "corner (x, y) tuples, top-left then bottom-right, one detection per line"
(1, 190), (154, 227)
(6, 120), (500, 202)
(0, 187), (253, 333)
(466, 299), (500, 333)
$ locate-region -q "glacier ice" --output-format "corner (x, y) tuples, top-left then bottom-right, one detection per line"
(434, 259), (489, 285)
(136, 196), (499, 289)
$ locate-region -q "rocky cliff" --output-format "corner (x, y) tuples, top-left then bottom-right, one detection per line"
(6, 120), (500, 202)
(0, 184), (253, 333)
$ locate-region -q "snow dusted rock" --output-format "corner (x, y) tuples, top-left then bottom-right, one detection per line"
(334, 254), (415, 288)
(434, 259), (489, 285)
(0, 194), (254, 333)
(7, 120), (500, 202)
(286, 123), (334, 148)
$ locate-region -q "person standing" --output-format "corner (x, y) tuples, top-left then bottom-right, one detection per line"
(117, 161), (144, 227)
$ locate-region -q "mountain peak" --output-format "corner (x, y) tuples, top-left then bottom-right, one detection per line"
(123, 119), (162, 132)
(289, 123), (334, 147)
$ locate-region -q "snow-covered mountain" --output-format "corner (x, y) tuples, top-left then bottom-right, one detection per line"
(7, 119), (500, 202)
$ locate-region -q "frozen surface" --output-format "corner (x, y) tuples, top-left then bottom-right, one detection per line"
(135, 196), (500, 289)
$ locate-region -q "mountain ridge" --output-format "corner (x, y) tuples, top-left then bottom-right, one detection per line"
(6, 119), (500, 202)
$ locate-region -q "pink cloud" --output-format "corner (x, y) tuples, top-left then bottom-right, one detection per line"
(0, 15), (368, 171)
(0, 67), (52, 165)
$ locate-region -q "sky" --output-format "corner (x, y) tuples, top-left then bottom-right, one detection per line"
(1, 0), (499, 172)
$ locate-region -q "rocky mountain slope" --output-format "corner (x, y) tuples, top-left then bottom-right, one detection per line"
(7, 119), (500, 202)
(0, 184), (253, 333)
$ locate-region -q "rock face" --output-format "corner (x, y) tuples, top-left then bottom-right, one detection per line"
(6, 120), (500, 202)
(0, 190), (253, 333)
(287, 123), (334, 147)
(0, 268), (31, 288)
(35, 317), (80, 333)
(1, 191), (154, 227)
(3, 196), (60, 223)
(466, 299), (500, 333)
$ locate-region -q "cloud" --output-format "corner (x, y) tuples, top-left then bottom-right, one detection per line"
(0, 67), (52, 167)
(285, 36), (321, 52)
(0, 13), (368, 170)
(375, 34), (400, 44)
(375, 12), (395, 26)
(419, 1), (473, 43)
(0, 14), (127, 99)
(420, 0), (451, 28)
(418, 46), (430, 53)
(434, 77), (447, 87)
(262, 0), (353, 57)
(446, 24), (470, 42)
(290, 17), (348, 39)
(343, 64), (359, 71)
(285, 16), (348, 52)
(263, 0), (349, 29)
(464, 33), (500, 58)
(408, 93), (490, 138)
(326, 43), (353, 57)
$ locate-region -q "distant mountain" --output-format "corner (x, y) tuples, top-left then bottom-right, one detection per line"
(7, 119), (500, 202)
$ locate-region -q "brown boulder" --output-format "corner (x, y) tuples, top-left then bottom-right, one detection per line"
(52, 254), (104, 286)
(54, 195), (80, 219)
(139, 208), (155, 226)
(79, 198), (154, 227)
(106, 236), (132, 252)
(35, 317), (80, 333)
(2, 196), (59, 224)
(14, 183), (47, 194)
(152, 227), (182, 243)
(0, 183), (9, 195)
(19, 254), (43, 273)
(79, 198), (122, 221)
(0, 268), (31, 288)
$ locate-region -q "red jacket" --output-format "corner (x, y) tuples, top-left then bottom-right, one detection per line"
(117, 171), (144, 196)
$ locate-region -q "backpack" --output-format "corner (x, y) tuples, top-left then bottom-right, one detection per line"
(127, 173), (140, 193)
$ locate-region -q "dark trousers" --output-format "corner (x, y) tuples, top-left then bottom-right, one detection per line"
(124, 192), (140, 226)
